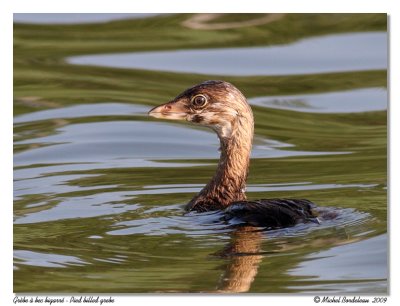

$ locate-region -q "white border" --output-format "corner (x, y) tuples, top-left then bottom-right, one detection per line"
(2, 1), (398, 306)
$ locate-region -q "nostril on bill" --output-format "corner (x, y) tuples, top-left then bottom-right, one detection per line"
(165, 105), (171, 111)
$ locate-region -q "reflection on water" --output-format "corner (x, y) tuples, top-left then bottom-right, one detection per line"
(216, 227), (264, 293)
(13, 13), (163, 24)
(14, 13), (387, 293)
(14, 103), (149, 124)
(14, 104), (349, 167)
(68, 32), (387, 76)
(249, 87), (387, 113)
(288, 234), (387, 293)
(14, 250), (88, 268)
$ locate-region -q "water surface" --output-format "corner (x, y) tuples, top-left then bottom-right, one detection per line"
(13, 13), (163, 24)
(14, 14), (387, 293)
(68, 32), (387, 76)
(249, 87), (387, 113)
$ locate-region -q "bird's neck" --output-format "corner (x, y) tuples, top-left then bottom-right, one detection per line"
(214, 123), (253, 196)
(188, 112), (254, 211)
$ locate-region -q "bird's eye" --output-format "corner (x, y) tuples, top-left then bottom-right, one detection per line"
(191, 94), (207, 108)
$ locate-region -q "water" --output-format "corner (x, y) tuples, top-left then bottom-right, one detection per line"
(13, 13), (387, 293)
(13, 13), (164, 24)
(68, 32), (387, 76)
(249, 87), (387, 113)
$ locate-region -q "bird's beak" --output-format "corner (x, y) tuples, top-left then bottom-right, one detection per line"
(148, 101), (188, 121)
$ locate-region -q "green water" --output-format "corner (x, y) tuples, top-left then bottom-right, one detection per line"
(13, 13), (387, 293)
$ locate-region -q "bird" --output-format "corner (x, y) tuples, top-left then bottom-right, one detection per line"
(148, 80), (323, 229)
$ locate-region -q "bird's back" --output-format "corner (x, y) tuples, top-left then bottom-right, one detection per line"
(223, 198), (320, 228)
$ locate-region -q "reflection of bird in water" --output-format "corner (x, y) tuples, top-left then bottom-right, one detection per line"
(213, 225), (361, 293)
(215, 226), (263, 293)
(149, 80), (333, 228)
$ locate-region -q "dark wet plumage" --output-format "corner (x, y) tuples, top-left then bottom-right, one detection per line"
(223, 199), (320, 228)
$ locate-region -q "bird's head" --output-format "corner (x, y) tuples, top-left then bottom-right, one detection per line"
(148, 80), (253, 139)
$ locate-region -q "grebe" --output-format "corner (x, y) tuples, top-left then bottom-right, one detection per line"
(149, 80), (321, 228)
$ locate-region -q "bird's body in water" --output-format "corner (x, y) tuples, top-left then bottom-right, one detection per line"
(149, 80), (325, 228)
